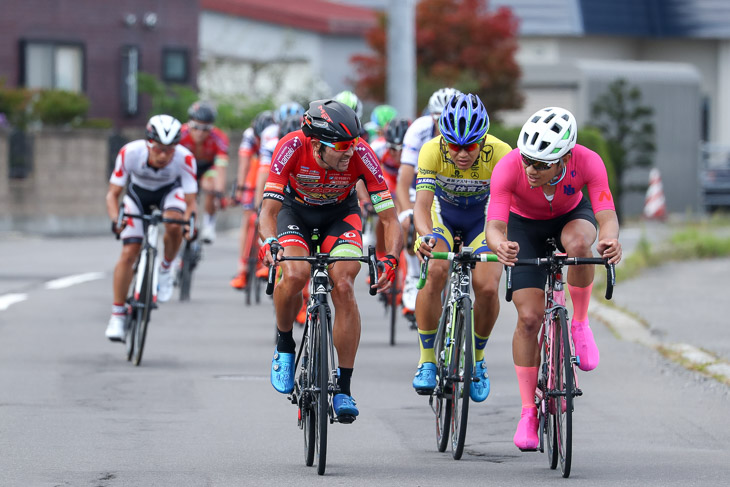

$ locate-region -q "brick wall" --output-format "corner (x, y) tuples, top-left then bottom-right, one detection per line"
(1, 129), (244, 236)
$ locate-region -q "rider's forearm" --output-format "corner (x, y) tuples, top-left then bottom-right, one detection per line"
(381, 210), (404, 258)
(595, 210), (620, 242)
(184, 194), (197, 220)
(485, 220), (508, 250)
(258, 200), (281, 241)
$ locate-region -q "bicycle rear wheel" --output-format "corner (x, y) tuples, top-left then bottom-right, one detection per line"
(450, 297), (472, 460)
(554, 308), (573, 477)
(389, 278), (398, 346)
(316, 304), (329, 476)
(132, 250), (155, 366)
(124, 273), (138, 361)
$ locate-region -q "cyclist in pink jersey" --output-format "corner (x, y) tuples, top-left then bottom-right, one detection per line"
(485, 107), (622, 451)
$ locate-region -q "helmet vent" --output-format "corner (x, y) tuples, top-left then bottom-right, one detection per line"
(544, 113), (556, 123)
(551, 123), (562, 134)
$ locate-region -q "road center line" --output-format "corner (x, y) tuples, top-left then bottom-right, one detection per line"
(44, 272), (105, 290)
(0, 293), (29, 311)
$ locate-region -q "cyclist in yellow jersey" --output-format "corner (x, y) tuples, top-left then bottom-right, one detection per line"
(412, 93), (511, 403)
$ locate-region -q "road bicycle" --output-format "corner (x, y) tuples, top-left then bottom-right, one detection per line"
(265, 232), (378, 475)
(241, 210), (264, 306)
(417, 240), (499, 460)
(116, 207), (192, 366)
(505, 238), (615, 477)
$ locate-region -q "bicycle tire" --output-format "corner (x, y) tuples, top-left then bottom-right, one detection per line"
(244, 258), (256, 306)
(316, 304), (329, 475)
(132, 250), (155, 366)
(543, 325), (559, 469)
(389, 279), (397, 346)
(302, 321), (316, 467)
(434, 301), (452, 452)
(124, 274), (137, 361)
(555, 307), (573, 477)
(179, 243), (193, 301)
(450, 296), (472, 460)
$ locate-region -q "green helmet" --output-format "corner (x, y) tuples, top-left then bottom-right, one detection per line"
(334, 90), (363, 119)
(370, 104), (398, 129)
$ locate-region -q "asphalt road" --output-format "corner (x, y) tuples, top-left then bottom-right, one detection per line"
(1, 226), (729, 486)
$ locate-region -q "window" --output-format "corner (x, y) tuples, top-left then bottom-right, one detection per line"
(121, 46), (140, 116)
(22, 41), (84, 92)
(162, 48), (189, 83)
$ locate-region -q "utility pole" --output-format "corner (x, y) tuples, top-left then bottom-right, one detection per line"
(387, 0), (416, 118)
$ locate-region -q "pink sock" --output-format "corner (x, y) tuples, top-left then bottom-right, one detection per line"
(568, 283), (593, 321)
(515, 365), (539, 409)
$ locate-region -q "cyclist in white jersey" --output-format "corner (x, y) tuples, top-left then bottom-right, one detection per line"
(395, 87), (462, 311)
(104, 115), (198, 341)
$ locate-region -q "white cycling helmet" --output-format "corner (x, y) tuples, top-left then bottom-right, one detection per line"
(518, 107), (577, 161)
(146, 114), (182, 145)
(428, 87), (462, 115)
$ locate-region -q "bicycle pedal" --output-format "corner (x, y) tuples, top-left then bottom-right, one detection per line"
(415, 388), (434, 396)
(574, 388), (583, 396)
(337, 414), (356, 424)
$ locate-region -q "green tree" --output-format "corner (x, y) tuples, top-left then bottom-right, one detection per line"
(590, 78), (655, 218)
(350, 0), (522, 115)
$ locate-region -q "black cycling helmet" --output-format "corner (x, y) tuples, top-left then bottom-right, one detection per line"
(253, 110), (275, 139)
(187, 101), (216, 123)
(279, 114), (303, 138)
(385, 117), (411, 146)
(301, 99), (362, 143)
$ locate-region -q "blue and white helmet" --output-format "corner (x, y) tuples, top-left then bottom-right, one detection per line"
(438, 93), (489, 146)
(518, 107), (577, 161)
(146, 114), (182, 145)
(276, 102), (305, 123)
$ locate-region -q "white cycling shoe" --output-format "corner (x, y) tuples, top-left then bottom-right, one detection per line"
(157, 269), (174, 302)
(105, 314), (126, 342)
(201, 223), (216, 244)
(402, 276), (418, 311)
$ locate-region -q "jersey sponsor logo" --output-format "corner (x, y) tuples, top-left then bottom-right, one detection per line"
(434, 227), (445, 234)
(357, 147), (384, 183)
(288, 224), (300, 230)
(318, 104), (333, 123)
(599, 190), (613, 202)
(265, 182), (285, 192)
(343, 231), (358, 239)
(270, 137), (302, 175)
(563, 185), (576, 196)
(263, 192), (285, 201)
(480, 146), (494, 163)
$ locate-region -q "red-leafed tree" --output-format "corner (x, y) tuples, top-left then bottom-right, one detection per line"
(351, 0), (523, 115)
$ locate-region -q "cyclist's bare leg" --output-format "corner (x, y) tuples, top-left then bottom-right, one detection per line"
(201, 176), (217, 218)
(561, 219), (597, 287)
(414, 238), (450, 333)
(511, 288), (545, 367)
(113, 243), (141, 303)
(162, 210), (184, 263)
(328, 260), (362, 368)
(237, 209), (255, 273)
(471, 260), (502, 338)
(273, 247), (310, 333)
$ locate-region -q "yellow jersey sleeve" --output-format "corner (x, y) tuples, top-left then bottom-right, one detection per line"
(416, 135), (511, 207)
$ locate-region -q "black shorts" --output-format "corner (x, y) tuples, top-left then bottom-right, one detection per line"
(196, 160), (214, 181)
(508, 197), (597, 292)
(276, 195), (363, 254)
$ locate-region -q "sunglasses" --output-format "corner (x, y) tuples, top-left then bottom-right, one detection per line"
(446, 141), (481, 153)
(521, 154), (559, 171)
(148, 141), (176, 154)
(319, 137), (359, 152)
(189, 121), (213, 131)
(386, 142), (403, 151)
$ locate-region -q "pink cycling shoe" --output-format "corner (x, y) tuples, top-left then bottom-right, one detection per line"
(513, 407), (539, 451)
(571, 318), (600, 371)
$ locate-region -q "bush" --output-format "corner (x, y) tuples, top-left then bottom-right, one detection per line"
(32, 90), (89, 126)
(0, 79), (33, 128)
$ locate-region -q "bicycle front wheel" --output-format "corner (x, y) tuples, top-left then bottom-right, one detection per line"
(450, 296), (472, 460)
(179, 243), (193, 301)
(302, 324), (316, 467)
(316, 304), (329, 476)
(389, 278), (398, 346)
(543, 320), (558, 469)
(433, 302), (451, 452)
(132, 250), (155, 366)
(554, 307), (573, 477)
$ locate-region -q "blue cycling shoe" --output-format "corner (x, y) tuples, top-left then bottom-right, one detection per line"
(333, 394), (359, 423)
(271, 350), (295, 393)
(470, 359), (490, 402)
(413, 362), (437, 395)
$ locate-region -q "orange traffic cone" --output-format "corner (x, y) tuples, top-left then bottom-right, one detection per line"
(643, 168), (667, 220)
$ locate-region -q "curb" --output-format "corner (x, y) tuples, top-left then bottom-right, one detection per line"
(590, 299), (730, 387)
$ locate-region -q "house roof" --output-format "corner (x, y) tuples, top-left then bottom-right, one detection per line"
(490, 0), (730, 38)
(202, 0), (378, 36)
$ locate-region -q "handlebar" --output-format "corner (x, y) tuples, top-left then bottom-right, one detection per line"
(504, 256), (615, 302)
(115, 207), (194, 240)
(417, 251), (499, 290)
(265, 244), (379, 297)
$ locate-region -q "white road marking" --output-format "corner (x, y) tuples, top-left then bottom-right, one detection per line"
(0, 293), (28, 311)
(44, 272), (105, 290)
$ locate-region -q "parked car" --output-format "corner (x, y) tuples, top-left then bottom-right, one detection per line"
(700, 143), (730, 212)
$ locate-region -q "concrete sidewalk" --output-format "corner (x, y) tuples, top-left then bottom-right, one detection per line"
(589, 221), (730, 387)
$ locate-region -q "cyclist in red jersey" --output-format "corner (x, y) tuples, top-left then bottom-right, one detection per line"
(259, 99), (403, 421)
(179, 101), (230, 244)
(485, 107), (622, 451)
